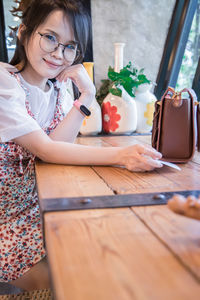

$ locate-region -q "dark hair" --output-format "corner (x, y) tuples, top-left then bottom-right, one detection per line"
(10, 0), (91, 71)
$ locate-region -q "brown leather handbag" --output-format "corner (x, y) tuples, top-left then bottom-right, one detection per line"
(152, 87), (200, 162)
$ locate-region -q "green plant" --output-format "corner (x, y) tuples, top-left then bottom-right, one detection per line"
(96, 79), (112, 106)
(96, 62), (151, 106)
(108, 61), (151, 97)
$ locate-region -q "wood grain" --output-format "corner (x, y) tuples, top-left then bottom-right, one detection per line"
(192, 151), (200, 164)
(45, 208), (200, 300)
(35, 163), (113, 199)
(133, 205), (200, 280)
(76, 136), (111, 147)
(92, 160), (200, 194)
(89, 135), (200, 194)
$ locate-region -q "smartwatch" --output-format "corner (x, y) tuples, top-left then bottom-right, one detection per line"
(73, 100), (91, 117)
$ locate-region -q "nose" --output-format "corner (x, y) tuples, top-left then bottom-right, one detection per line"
(51, 44), (64, 59)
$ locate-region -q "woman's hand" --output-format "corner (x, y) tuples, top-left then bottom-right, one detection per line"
(56, 64), (96, 105)
(116, 144), (163, 172)
(168, 194), (200, 220)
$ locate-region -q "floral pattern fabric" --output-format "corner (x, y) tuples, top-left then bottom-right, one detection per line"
(0, 74), (65, 282)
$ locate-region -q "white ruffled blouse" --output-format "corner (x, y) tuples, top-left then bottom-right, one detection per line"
(0, 62), (74, 142)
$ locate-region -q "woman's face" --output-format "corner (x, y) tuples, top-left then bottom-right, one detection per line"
(22, 9), (75, 87)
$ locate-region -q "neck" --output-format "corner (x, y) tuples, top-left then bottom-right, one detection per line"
(15, 62), (49, 92)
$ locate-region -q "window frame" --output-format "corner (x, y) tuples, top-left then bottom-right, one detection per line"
(154, 0), (198, 99)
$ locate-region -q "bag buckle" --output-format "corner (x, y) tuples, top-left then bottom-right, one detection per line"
(171, 92), (182, 107)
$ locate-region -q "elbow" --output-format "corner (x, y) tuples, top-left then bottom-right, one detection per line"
(34, 141), (55, 163)
(37, 152), (51, 163)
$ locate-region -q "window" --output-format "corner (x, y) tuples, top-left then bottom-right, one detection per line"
(2, 0), (21, 62)
(154, 0), (199, 99)
(176, 0), (200, 90)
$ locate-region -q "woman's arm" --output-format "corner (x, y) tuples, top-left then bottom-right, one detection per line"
(13, 130), (162, 172)
(49, 94), (93, 143)
(49, 64), (95, 142)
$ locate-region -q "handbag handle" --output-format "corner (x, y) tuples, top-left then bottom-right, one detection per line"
(160, 87), (197, 103)
(181, 88), (197, 103)
(180, 88), (200, 153)
(159, 87), (198, 108)
(159, 86), (175, 103)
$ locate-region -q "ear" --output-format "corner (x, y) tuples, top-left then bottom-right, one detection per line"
(17, 23), (26, 41)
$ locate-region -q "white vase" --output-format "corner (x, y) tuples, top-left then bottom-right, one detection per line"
(102, 89), (137, 134)
(80, 98), (102, 135)
(114, 43), (125, 72)
(135, 84), (157, 133)
(102, 42), (137, 134)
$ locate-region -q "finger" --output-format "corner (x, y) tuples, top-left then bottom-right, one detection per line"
(186, 195), (197, 207)
(128, 166), (144, 172)
(56, 67), (75, 81)
(56, 72), (66, 82)
(167, 195), (186, 213)
(194, 199), (200, 208)
(125, 154), (161, 171)
(141, 156), (163, 168)
(138, 145), (162, 159)
(127, 160), (156, 172)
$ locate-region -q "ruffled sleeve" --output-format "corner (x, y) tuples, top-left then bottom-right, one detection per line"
(59, 79), (74, 115)
(0, 63), (41, 142)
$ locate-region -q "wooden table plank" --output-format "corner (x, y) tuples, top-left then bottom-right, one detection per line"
(192, 151), (200, 164)
(35, 163), (114, 199)
(76, 136), (111, 147)
(101, 135), (142, 147)
(133, 205), (200, 280)
(45, 208), (200, 300)
(92, 166), (178, 194)
(92, 160), (200, 194)
(88, 135), (200, 194)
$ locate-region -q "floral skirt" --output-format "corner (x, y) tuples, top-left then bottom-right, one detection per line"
(0, 200), (45, 282)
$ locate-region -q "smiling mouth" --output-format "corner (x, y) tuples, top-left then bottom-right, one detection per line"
(43, 59), (62, 69)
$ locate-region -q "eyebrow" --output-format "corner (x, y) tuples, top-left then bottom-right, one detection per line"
(44, 28), (78, 45)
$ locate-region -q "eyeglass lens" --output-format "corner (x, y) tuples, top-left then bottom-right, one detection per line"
(39, 34), (78, 61)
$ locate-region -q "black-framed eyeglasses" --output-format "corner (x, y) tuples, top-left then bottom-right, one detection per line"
(37, 32), (80, 62)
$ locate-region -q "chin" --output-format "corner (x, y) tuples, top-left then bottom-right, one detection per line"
(42, 70), (61, 80)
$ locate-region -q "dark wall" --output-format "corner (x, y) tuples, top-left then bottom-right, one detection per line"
(82, 0), (93, 62)
(0, 0), (8, 62)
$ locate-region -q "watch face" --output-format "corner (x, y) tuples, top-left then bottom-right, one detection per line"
(80, 105), (91, 116)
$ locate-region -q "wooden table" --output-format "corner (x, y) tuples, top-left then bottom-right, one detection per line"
(35, 135), (200, 300)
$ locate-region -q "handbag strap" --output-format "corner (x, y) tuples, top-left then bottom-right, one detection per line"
(181, 88), (197, 102)
(160, 87), (197, 103)
(159, 86), (175, 103)
(182, 88), (200, 152)
(197, 104), (200, 152)
(155, 87), (175, 153)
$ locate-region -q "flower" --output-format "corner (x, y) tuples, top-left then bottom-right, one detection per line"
(102, 101), (121, 132)
(144, 102), (155, 126)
